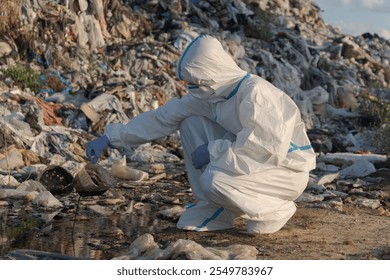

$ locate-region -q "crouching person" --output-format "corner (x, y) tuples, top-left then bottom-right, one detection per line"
(86, 34), (316, 234)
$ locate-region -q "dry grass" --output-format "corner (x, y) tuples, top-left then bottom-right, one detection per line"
(0, 0), (22, 33)
(360, 89), (390, 153)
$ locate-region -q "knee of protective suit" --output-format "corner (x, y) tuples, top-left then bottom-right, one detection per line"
(179, 116), (210, 156)
(179, 116), (192, 131)
(199, 169), (229, 204)
(179, 115), (205, 133)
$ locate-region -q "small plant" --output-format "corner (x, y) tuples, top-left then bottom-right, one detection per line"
(374, 101), (390, 153)
(87, 55), (99, 84)
(244, 6), (275, 42)
(376, 122), (390, 153)
(360, 89), (390, 153)
(7, 216), (40, 238)
(1, 64), (40, 92)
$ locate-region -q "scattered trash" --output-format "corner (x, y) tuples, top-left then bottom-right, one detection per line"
(38, 165), (74, 195)
(73, 163), (117, 197)
(114, 233), (258, 260)
(111, 155), (149, 181)
(0, 147), (24, 170)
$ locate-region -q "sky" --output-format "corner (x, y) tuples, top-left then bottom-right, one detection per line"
(313, 0), (390, 40)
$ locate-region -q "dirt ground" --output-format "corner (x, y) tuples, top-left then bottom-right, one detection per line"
(153, 205), (390, 260)
(1, 161), (390, 260)
(142, 162), (390, 260)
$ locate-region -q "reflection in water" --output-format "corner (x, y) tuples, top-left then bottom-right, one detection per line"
(0, 200), (175, 259)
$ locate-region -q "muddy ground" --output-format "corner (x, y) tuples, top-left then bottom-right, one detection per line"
(1, 161), (390, 260)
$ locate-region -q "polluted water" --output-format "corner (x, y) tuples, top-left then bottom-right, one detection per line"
(0, 196), (175, 260)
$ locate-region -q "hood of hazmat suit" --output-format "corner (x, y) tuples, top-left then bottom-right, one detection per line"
(177, 34), (248, 100)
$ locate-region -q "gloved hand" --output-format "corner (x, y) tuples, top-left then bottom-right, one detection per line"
(191, 143), (210, 169)
(86, 135), (110, 164)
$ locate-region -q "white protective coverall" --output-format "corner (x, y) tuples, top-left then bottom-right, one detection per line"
(104, 34), (316, 234)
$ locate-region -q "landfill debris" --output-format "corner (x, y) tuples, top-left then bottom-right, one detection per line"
(111, 155), (149, 181)
(113, 233), (258, 260)
(73, 163), (117, 197)
(0, 147), (24, 170)
(158, 205), (186, 219)
(0, 249), (87, 260)
(38, 165), (74, 195)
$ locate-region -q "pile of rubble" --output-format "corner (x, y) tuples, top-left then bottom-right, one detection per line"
(0, 0), (389, 259)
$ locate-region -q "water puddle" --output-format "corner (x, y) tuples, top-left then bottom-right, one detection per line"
(1, 163), (191, 259)
(0, 199), (176, 259)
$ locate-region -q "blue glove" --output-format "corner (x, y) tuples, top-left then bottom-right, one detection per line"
(86, 135), (110, 164)
(191, 143), (210, 169)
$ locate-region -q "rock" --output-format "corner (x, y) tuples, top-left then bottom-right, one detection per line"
(0, 41), (12, 57)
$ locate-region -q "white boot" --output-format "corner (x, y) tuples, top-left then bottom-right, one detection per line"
(177, 202), (235, 232)
(246, 202), (296, 234)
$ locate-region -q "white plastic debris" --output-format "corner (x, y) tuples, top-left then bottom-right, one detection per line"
(295, 192), (324, 203)
(318, 152), (387, 165)
(32, 191), (63, 208)
(17, 180), (47, 192)
(87, 205), (115, 216)
(0, 148), (25, 170)
(80, 93), (129, 125)
(126, 233), (160, 258)
(0, 189), (39, 201)
(317, 172), (340, 185)
(352, 198), (382, 209)
(316, 162), (340, 172)
(158, 205), (185, 219)
(114, 233), (258, 260)
(130, 143), (181, 163)
(111, 156), (149, 181)
(0, 175), (19, 186)
(339, 158), (376, 179)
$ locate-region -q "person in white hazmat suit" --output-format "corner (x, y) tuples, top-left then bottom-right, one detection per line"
(86, 34), (316, 234)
